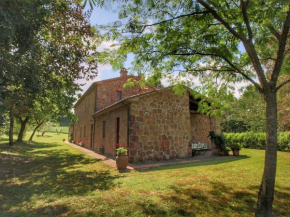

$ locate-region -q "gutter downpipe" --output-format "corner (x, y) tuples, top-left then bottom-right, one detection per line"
(127, 104), (130, 158)
(121, 101), (130, 158)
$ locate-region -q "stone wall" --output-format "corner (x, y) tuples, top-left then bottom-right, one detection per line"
(73, 73), (155, 149)
(209, 116), (221, 134)
(96, 76), (155, 111)
(128, 89), (191, 163)
(73, 87), (96, 148)
(94, 106), (128, 157)
(190, 114), (222, 152)
(190, 114), (212, 149)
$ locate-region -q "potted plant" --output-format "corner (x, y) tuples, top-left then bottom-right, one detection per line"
(79, 141), (85, 147)
(98, 146), (105, 154)
(208, 131), (229, 156)
(116, 144), (128, 170)
(230, 143), (241, 156)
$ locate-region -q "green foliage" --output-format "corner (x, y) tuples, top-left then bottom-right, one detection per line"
(221, 120), (248, 133)
(96, 0), (289, 125)
(116, 147), (128, 156)
(277, 75), (290, 131)
(1, 1), (98, 143)
(0, 118), (27, 137)
(221, 85), (266, 132)
(226, 140), (242, 151)
(208, 131), (226, 151)
(225, 132), (290, 152)
(37, 122), (55, 135)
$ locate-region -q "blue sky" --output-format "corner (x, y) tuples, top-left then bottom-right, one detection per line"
(78, 4), (135, 93)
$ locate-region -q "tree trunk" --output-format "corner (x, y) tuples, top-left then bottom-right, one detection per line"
(29, 122), (43, 141)
(17, 117), (29, 143)
(9, 108), (14, 146)
(256, 91), (278, 217)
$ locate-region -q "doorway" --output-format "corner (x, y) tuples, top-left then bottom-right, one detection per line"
(116, 117), (120, 146)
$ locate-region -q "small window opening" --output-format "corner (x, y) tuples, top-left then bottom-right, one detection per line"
(117, 91), (122, 101)
(102, 121), (106, 138)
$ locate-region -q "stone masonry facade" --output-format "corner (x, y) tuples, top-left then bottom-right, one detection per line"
(70, 69), (221, 163)
(71, 69), (155, 148)
(94, 106), (128, 156)
(128, 90), (191, 162)
(71, 86), (96, 148)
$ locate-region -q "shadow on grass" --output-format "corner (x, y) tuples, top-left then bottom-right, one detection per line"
(36, 134), (53, 138)
(136, 180), (290, 216)
(137, 181), (258, 216)
(0, 140), (58, 154)
(0, 141), (120, 217)
(136, 155), (250, 173)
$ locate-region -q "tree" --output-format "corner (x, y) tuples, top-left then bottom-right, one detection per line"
(28, 82), (76, 142)
(222, 80), (290, 133)
(95, 0), (290, 215)
(1, 1), (98, 145)
(277, 75), (290, 131)
(0, 0), (52, 145)
(222, 85), (266, 132)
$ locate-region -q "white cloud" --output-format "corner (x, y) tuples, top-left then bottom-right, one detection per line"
(161, 73), (202, 88)
(233, 80), (250, 98)
(97, 40), (119, 52)
(75, 70), (103, 95)
(98, 64), (112, 71)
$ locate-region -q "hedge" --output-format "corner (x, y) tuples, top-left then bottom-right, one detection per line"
(224, 132), (290, 152)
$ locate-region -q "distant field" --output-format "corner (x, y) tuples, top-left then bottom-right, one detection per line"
(48, 126), (69, 134)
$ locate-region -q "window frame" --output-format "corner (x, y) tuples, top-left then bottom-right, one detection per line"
(116, 91), (122, 101)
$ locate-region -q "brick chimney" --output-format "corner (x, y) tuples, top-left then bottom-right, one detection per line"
(120, 68), (128, 77)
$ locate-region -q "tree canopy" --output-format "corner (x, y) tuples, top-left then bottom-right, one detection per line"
(0, 0), (98, 144)
(93, 0), (290, 216)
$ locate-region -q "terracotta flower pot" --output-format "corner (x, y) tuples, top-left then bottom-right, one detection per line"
(116, 155), (128, 170)
(233, 150), (240, 156)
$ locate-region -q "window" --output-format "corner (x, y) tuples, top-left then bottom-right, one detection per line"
(116, 91), (122, 101)
(102, 121), (106, 138)
(80, 127), (82, 138)
(84, 126), (86, 137)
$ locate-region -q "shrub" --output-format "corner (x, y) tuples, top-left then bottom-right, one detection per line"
(224, 132), (290, 152)
(208, 131), (226, 151)
(116, 144), (127, 156)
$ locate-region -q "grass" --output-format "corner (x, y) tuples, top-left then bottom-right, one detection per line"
(0, 133), (289, 217)
(48, 126), (69, 134)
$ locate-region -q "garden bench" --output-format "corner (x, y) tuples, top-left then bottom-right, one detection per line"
(191, 142), (209, 156)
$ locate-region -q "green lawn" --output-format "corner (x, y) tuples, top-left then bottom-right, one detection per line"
(48, 126), (69, 134)
(0, 133), (289, 217)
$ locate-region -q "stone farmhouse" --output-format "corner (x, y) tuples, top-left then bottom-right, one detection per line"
(69, 69), (221, 163)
